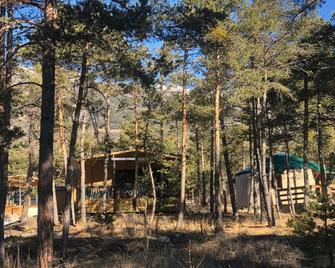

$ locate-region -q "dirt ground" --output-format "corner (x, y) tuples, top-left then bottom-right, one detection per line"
(4, 211), (334, 268)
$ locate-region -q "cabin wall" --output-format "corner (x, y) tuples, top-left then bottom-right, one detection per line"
(279, 169), (316, 205)
(236, 173), (251, 208)
(280, 169), (315, 189)
(235, 169), (317, 208)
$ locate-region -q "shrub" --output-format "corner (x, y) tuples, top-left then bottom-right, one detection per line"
(287, 212), (316, 235)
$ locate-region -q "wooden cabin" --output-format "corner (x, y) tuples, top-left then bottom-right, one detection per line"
(6, 150), (179, 216)
(5, 175), (38, 216)
(70, 150), (180, 213)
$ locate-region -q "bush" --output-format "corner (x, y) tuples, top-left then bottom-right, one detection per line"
(287, 212), (316, 235)
(95, 209), (116, 224)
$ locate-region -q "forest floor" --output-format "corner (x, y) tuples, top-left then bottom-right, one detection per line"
(4, 210), (333, 268)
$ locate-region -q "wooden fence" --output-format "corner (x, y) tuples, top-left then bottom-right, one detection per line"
(278, 184), (335, 206)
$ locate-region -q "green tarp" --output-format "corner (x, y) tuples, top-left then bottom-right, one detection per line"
(270, 152), (320, 173)
(236, 152), (320, 176)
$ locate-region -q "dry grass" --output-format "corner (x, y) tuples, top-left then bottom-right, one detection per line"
(3, 212), (328, 267)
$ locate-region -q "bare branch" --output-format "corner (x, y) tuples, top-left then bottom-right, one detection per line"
(8, 81), (42, 90)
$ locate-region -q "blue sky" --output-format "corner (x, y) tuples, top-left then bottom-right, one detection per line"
(318, 0), (335, 20)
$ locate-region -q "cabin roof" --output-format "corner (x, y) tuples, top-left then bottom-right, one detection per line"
(236, 152), (320, 176)
(76, 150), (179, 186)
(83, 150), (180, 162)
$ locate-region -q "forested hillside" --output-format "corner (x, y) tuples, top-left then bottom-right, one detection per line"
(1, 0), (335, 267)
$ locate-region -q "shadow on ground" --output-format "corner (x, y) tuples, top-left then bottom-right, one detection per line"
(5, 228), (330, 267)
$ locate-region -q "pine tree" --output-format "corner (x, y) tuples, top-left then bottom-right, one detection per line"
(0, 1), (13, 265)
(37, 1), (58, 266)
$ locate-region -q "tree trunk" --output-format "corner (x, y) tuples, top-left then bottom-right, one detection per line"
(214, 82), (223, 234)
(52, 179), (59, 225)
(0, 1), (12, 264)
(221, 120), (238, 220)
(88, 104), (100, 144)
(160, 120), (164, 144)
(195, 125), (201, 205)
(209, 118), (215, 214)
(21, 132), (34, 224)
(55, 88), (70, 226)
(221, 168), (228, 215)
(251, 99), (261, 217)
(56, 89), (68, 175)
(104, 93), (111, 213)
(317, 93), (327, 195)
(37, 2), (57, 266)
(148, 163), (156, 224)
(252, 98), (272, 225)
(62, 49), (88, 256)
(134, 86), (139, 203)
(159, 73), (164, 145)
(103, 156), (109, 212)
(284, 123), (296, 216)
(303, 74), (310, 209)
(177, 47), (188, 229)
(261, 93), (275, 226)
(201, 143), (206, 207)
(55, 85), (68, 227)
(248, 122), (254, 213)
(80, 106), (87, 224)
(175, 113), (179, 154)
(266, 103), (279, 221)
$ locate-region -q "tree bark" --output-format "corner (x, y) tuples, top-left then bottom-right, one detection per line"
(221, 120), (238, 220)
(175, 113), (179, 154)
(214, 82), (223, 234)
(37, 2), (57, 266)
(284, 123), (296, 216)
(201, 143), (207, 207)
(209, 118), (215, 214)
(56, 88), (68, 175)
(55, 88), (67, 227)
(177, 47), (188, 229)
(252, 98), (272, 225)
(159, 73), (164, 145)
(266, 102), (279, 221)
(248, 122), (254, 213)
(21, 122), (34, 224)
(221, 168), (228, 215)
(103, 93), (111, 213)
(62, 49), (88, 256)
(195, 125), (201, 205)
(52, 179), (59, 226)
(251, 99), (261, 218)
(317, 93), (327, 195)
(148, 163), (156, 224)
(88, 104), (100, 144)
(55, 87), (69, 226)
(303, 74), (310, 209)
(133, 86), (139, 204)
(261, 93), (275, 226)
(0, 2), (12, 263)
(80, 105), (87, 224)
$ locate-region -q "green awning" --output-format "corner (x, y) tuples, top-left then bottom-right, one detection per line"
(236, 152), (320, 176)
(270, 152), (320, 173)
